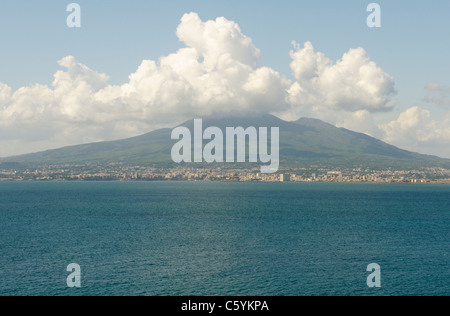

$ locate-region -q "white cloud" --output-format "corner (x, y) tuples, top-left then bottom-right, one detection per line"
(93, 12), (291, 122)
(176, 12), (261, 69)
(0, 83), (11, 106)
(0, 12), (291, 157)
(287, 41), (396, 113)
(338, 110), (384, 139)
(380, 106), (450, 158)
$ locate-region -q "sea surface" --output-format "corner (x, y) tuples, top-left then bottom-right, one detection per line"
(0, 181), (448, 296)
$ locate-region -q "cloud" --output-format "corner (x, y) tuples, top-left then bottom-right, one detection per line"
(380, 106), (450, 158)
(287, 41), (396, 113)
(91, 12), (291, 122)
(0, 12), (292, 157)
(425, 82), (450, 93)
(0, 83), (11, 106)
(338, 110), (384, 139)
(424, 82), (450, 106)
(176, 12), (261, 69)
(281, 41), (397, 141)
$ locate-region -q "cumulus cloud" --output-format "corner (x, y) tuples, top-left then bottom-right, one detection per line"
(280, 41), (396, 141)
(287, 41), (396, 113)
(380, 106), (450, 158)
(0, 83), (11, 106)
(0, 12), (291, 157)
(338, 110), (384, 139)
(88, 12), (290, 122)
(176, 13), (261, 69)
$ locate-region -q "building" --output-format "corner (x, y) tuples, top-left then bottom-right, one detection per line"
(280, 174), (291, 182)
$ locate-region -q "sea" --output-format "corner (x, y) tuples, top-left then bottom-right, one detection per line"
(0, 181), (448, 296)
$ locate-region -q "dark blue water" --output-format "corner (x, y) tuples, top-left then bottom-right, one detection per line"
(0, 182), (448, 296)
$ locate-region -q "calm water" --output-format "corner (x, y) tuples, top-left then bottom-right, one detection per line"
(0, 182), (448, 296)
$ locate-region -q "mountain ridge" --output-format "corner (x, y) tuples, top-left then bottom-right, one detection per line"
(1, 114), (449, 170)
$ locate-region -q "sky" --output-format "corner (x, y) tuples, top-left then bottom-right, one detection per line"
(0, 0), (449, 158)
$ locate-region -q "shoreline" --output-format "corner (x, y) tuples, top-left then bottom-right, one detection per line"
(1, 179), (450, 184)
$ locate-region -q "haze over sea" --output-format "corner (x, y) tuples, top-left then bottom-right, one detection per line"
(0, 182), (448, 296)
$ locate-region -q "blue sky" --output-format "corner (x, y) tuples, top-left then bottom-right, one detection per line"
(0, 1), (449, 157)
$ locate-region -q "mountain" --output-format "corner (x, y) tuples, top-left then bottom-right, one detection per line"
(2, 114), (449, 170)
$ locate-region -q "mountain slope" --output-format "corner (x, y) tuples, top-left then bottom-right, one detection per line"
(2, 115), (449, 170)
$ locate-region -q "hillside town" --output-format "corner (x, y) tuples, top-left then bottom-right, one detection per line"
(1, 164), (450, 184)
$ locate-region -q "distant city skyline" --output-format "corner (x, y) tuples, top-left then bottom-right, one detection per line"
(0, 1), (449, 158)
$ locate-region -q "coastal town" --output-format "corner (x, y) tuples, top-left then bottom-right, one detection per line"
(1, 163), (450, 184)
